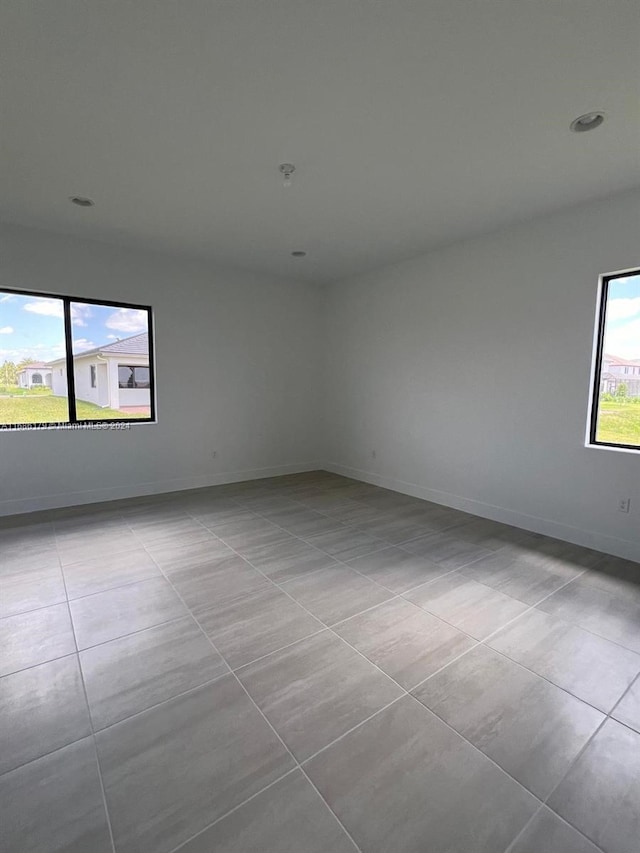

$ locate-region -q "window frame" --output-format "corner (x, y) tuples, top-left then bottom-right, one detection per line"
(588, 267), (640, 452)
(0, 287), (156, 430)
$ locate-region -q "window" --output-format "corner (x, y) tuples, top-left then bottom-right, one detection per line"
(0, 288), (155, 428)
(118, 366), (150, 389)
(589, 269), (640, 450)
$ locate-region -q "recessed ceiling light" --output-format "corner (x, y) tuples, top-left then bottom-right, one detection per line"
(570, 112), (605, 133)
(291, 251), (306, 257)
(69, 196), (95, 207)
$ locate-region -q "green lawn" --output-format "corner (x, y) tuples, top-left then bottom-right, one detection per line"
(0, 395), (147, 425)
(596, 401), (640, 446)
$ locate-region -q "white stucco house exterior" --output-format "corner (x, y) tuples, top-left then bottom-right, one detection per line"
(49, 332), (151, 414)
(17, 363), (52, 388)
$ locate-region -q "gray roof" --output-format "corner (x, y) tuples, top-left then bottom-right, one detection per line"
(48, 332), (148, 364)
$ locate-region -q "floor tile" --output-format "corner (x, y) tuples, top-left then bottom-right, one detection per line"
(305, 526), (387, 561)
(462, 546), (588, 605)
(240, 536), (337, 580)
(262, 507), (345, 537)
(347, 545), (450, 593)
(405, 572), (529, 640)
(62, 548), (162, 599)
(192, 504), (256, 527)
(56, 528), (141, 566)
(179, 769), (357, 852)
(0, 537), (57, 569)
(353, 509), (439, 544)
(579, 554), (640, 599)
(131, 519), (216, 549)
(452, 518), (546, 552)
(145, 535), (233, 571)
(538, 576), (640, 653)
(488, 608), (640, 712)
(0, 602), (76, 677)
(207, 516), (292, 550)
(333, 597), (476, 689)
(238, 631), (403, 761)
(304, 695), (537, 853)
(402, 530), (493, 569)
(0, 655), (91, 774)
(548, 718), (640, 853)
(165, 553), (269, 613)
(509, 807), (601, 853)
(69, 576), (188, 649)
(0, 738), (112, 853)
(413, 645), (604, 798)
(612, 676), (640, 733)
(280, 564), (393, 625)
(81, 616), (227, 729)
(96, 676), (295, 853)
(0, 563), (66, 618)
(198, 584), (322, 668)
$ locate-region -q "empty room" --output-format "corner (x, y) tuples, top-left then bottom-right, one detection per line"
(1, 2), (639, 853)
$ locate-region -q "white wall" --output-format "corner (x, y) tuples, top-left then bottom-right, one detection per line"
(72, 356), (100, 407)
(324, 189), (640, 561)
(0, 223), (324, 514)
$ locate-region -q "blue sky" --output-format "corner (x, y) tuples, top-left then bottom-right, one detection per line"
(0, 291), (148, 363)
(604, 274), (640, 360)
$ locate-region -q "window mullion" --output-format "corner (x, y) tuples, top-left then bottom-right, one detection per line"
(62, 298), (77, 423)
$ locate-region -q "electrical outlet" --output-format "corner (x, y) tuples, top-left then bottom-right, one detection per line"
(618, 498), (631, 513)
(371, 449), (376, 459)
(211, 450), (217, 459)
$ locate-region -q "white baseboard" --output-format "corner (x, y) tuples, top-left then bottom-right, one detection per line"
(324, 461), (640, 562)
(0, 461), (322, 518)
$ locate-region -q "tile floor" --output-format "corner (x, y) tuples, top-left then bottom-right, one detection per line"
(1, 470), (639, 853)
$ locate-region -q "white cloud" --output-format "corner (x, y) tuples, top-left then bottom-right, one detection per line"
(73, 338), (96, 353)
(23, 299), (63, 318)
(0, 326), (13, 334)
(105, 308), (147, 334)
(106, 334), (118, 340)
(71, 303), (92, 327)
(0, 294), (15, 304)
(607, 297), (640, 322)
(21, 300), (91, 326)
(604, 317), (640, 360)
(0, 341), (66, 363)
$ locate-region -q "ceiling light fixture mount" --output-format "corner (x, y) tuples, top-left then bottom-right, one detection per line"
(69, 196), (95, 207)
(570, 112), (605, 133)
(279, 163), (296, 188)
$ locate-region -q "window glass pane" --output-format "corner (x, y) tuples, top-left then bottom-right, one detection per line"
(0, 290), (69, 426)
(70, 301), (151, 420)
(134, 367), (150, 388)
(595, 273), (640, 448)
(118, 366), (134, 388)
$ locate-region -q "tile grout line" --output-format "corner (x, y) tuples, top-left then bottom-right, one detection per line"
(608, 669), (640, 721)
(185, 494), (640, 849)
(5, 476), (638, 851)
(134, 527), (367, 853)
(167, 767), (302, 853)
(174, 511), (562, 825)
(55, 540), (118, 853)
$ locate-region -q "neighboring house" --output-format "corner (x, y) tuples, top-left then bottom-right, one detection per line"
(17, 363), (52, 389)
(600, 354), (640, 397)
(48, 332), (151, 413)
